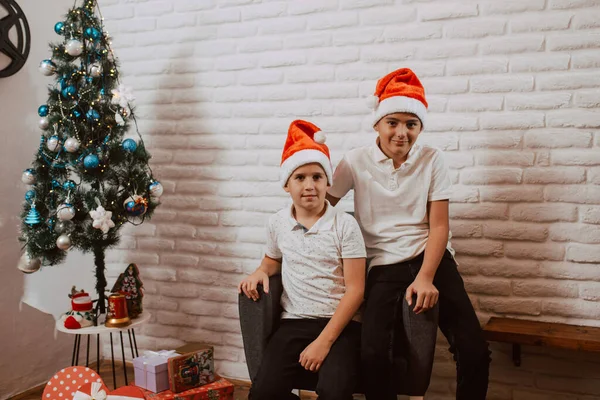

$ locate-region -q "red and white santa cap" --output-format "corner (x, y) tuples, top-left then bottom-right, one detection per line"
(71, 291), (93, 312)
(366, 68), (428, 128)
(280, 120), (332, 187)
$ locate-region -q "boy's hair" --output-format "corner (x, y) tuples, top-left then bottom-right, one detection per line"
(280, 120), (333, 187)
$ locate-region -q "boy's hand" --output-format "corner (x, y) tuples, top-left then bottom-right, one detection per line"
(238, 270), (269, 301)
(406, 277), (439, 315)
(299, 338), (331, 372)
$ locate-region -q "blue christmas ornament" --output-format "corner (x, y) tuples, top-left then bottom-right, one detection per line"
(99, 88), (105, 96)
(38, 105), (49, 117)
(63, 180), (76, 190)
(59, 77), (68, 90)
(61, 85), (77, 99)
(86, 109), (100, 121)
(72, 110), (82, 118)
(25, 190), (35, 203)
(149, 181), (164, 198)
(84, 27), (101, 41)
(25, 204), (42, 226)
(54, 22), (65, 35)
(124, 195), (148, 217)
(122, 139), (137, 153)
(84, 154), (100, 169)
(51, 179), (61, 188)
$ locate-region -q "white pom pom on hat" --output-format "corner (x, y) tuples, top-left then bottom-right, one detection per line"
(313, 130), (326, 144)
(365, 95), (379, 110)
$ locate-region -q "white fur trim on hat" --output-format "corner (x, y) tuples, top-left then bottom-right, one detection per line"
(280, 149), (333, 187)
(372, 95), (427, 128)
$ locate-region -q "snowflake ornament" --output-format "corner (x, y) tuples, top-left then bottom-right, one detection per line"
(89, 205), (115, 234)
(111, 84), (135, 108)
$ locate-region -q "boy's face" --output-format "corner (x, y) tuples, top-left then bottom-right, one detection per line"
(374, 112), (422, 162)
(284, 163), (329, 213)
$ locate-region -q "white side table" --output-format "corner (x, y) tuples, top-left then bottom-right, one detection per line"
(56, 312), (150, 389)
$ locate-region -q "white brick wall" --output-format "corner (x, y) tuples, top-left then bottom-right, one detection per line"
(103, 0), (600, 397)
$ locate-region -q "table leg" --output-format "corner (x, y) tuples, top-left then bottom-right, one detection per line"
(86, 336), (90, 367)
(96, 334), (100, 372)
(120, 331), (128, 386)
(110, 333), (116, 390)
(71, 335), (78, 366)
(75, 335), (81, 365)
(127, 330), (135, 359)
(132, 329), (139, 357)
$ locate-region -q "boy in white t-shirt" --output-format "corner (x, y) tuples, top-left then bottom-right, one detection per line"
(327, 68), (491, 400)
(239, 120), (367, 400)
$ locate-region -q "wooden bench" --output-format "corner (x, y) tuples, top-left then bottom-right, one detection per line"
(483, 317), (600, 366)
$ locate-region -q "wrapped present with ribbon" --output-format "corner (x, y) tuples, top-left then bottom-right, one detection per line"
(133, 350), (178, 393)
(138, 376), (233, 400)
(168, 344), (216, 393)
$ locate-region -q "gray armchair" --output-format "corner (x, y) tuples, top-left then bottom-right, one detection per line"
(239, 274), (439, 395)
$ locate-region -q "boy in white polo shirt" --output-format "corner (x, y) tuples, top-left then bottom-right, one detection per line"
(327, 68), (490, 400)
(239, 120), (367, 400)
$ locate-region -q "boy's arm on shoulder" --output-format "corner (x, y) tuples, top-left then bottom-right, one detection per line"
(326, 193), (341, 206)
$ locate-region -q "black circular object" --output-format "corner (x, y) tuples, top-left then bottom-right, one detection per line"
(0, 0), (31, 78)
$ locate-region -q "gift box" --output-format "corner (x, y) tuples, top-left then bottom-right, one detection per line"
(168, 344), (216, 393)
(133, 350), (178, 393)
(138, 376), (234, 400)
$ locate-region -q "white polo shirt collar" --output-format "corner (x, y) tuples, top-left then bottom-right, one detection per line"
(371, 139), (421, 170)
(287, 200), (336, 234)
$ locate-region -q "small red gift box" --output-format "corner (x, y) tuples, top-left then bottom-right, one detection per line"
(138, 376), (234, 400)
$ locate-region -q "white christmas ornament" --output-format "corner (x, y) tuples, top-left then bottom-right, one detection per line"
(38, 117), (50, 130)
(64, 137), (81, 153)
(46, 135), (61, 152)
(111, 84), (135, 108)
(57, 203), (75, 221)
(149, 181), (163, 198)
(89, 62), (102, 78)
(89, 205), (115, 234)
(56, 234), (72, 250)
(65, 39), (84, 56)
(17, 253), (41, 274)
(39, 60), (56, 76)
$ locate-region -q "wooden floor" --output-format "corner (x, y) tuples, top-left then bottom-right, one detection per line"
(13, 361), (321, 400)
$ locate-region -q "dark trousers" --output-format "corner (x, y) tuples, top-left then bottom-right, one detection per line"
(362, 250), (491, 400)
(249, 318), (361, 400)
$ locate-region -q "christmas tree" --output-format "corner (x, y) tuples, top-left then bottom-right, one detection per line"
(18, 0), (162, 314)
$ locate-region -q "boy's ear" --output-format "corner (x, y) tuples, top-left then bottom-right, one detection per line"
(283, 182), (290, 193)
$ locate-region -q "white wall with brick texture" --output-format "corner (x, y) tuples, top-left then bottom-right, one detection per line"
(97, 0), (600, 398)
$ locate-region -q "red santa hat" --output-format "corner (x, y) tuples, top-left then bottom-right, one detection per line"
(280, 120), (332, 187)
(366, 68), (428, 128)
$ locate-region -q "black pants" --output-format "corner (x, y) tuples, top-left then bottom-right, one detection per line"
(249, 318), (361, 400)
(362, 250), (491, 400)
